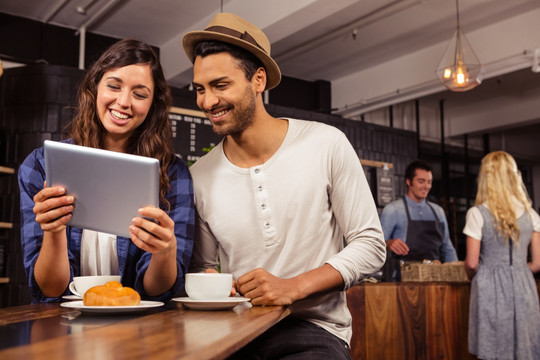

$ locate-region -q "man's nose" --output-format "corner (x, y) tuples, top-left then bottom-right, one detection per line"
(200, 90), (219, 110)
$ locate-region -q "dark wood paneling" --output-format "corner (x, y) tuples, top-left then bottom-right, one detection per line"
(398, 284), (426, 358)
(346, 282), (482, 360)
(348, 282), (540, 359)
(346, 286), (366, 359)
(0, 64), (85, 307)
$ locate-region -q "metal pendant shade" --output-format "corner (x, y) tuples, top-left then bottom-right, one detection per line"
(436, 0), (484, 92)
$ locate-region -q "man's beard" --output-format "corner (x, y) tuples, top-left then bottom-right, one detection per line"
(210, 86), (256, 137)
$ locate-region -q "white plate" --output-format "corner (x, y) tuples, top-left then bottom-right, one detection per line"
(172, 297), (250, 310)
(60, 300), (164, 314)
(62, 295), (82, 301)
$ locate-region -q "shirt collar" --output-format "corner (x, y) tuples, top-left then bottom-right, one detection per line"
(405, 195), (428, 207)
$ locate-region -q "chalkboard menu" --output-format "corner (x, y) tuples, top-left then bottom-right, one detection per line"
(375, 166), (395, 207)
(169, 107), (222, 164)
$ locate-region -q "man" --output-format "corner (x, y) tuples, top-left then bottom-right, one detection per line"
(380, 160), (458, 266)
(183, 12), (386, 359)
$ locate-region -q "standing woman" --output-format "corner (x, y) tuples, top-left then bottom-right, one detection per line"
(18, 39), (195, 303)
(464, 151), (540, 359)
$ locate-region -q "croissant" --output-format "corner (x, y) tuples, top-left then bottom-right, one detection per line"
(83, 281), (141, 306)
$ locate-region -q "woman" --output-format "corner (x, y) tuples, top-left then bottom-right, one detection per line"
(18, 39), (195, 303)
(464, 151), (540, 359)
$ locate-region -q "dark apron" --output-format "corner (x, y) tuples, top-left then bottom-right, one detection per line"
(400, 196), (443, 262)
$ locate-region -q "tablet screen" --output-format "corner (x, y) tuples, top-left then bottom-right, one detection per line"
(44, 140), (159, 237)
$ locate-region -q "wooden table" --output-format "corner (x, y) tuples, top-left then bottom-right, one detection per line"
(0, 301), (290, 360)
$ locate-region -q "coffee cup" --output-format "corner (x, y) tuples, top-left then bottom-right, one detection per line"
(69, 275), (121, 297)
(185, 273), (233, 300)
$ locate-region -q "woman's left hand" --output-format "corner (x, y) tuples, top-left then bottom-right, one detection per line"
(129, 207), (176, 254)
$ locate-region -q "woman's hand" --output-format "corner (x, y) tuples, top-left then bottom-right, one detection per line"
(129, 206), (176, 254)
(33, 182), (74, 233)
(130, 206), (178, 296)
(32, 182), (72, 297)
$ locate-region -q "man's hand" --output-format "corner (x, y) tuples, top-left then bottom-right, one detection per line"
(236, 268), (297, 306)
(386, 238), (409, 256)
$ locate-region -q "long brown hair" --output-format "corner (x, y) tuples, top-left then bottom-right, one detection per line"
(66, 39), (174, 208)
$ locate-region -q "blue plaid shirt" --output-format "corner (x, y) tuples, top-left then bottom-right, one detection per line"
(18, 140), (195, 303)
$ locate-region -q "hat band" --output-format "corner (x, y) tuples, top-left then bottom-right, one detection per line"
(205, 26), (267, 54)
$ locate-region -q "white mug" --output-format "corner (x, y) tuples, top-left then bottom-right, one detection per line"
(185, 273), (233, 300)
(69, 275), (121, 297)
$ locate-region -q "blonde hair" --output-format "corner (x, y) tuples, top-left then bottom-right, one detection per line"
(475, 151), (532, 243)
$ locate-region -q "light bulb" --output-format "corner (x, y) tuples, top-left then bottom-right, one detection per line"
(443, 68), (452, 79)
(456, 67), (466, 85)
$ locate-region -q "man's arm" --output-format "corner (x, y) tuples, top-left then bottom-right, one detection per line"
(189, 212), (220, 273)
(238, 131), (386, 305)
(380, 203), (409, 256)
(323, 132), (386, 288)
(236, 264), (343, 306)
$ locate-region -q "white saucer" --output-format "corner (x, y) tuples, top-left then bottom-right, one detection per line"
(62, 295), (82, 301)
(172, 297), (250, 310)
(60, 300), (164, 314)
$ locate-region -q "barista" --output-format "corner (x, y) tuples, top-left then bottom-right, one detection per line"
(380, 160), (458, 268)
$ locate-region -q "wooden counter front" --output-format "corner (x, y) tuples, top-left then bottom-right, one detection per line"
(346, 281), (540, 360)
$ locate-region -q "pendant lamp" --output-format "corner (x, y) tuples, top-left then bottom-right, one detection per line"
(436, 0), (484, 92)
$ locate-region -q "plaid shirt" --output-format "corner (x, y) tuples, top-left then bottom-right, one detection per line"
(18, 140), (195, 303)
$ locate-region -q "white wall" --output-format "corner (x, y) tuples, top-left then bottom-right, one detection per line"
(332, 7), (540, 119)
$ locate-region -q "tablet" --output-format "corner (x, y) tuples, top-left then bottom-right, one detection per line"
(44, 140), (159, 237)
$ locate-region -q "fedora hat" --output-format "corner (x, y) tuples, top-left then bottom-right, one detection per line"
(183, 12), (281, 90)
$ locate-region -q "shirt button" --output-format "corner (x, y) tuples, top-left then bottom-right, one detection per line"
(264, 223), (271, 229)
(258, 185), (263, 191)
(261, 204), (266, 210)
(254, 168), (260, 174)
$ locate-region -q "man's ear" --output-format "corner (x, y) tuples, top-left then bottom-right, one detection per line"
(405, 178), (411, 188)
(253, 67), (267, 93)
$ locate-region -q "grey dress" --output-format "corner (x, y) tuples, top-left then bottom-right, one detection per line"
(468, 206), (540, 360)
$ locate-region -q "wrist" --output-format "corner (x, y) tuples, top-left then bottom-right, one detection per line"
(288, 277), (307, 303)
(154, 245), (176, 262)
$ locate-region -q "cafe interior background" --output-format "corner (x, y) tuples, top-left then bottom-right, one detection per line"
(0, 0), (539, 307)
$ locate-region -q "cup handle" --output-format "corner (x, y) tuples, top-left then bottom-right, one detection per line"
(69, 281), (80, 297)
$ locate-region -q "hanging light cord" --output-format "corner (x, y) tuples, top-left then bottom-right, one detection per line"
(454, 0), (462, 64)
(455, 0), (460, 29)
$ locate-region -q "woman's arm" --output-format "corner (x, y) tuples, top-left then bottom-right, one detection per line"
(130, 206), (178, 296)
(465, 236), (481, 280)
(528, 232), (540, 273)
(34, 230), (71, 297)
(19, 148), (76, 300)
(32, 185), (75, 297)
(129, 158), (195, 299)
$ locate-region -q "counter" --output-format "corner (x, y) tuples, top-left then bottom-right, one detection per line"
(346, 281), (540, 360)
